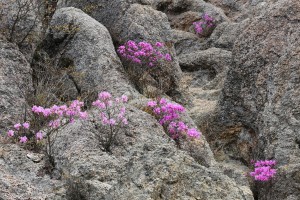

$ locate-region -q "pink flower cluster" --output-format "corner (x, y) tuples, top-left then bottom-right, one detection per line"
(148, 98), (201, 139)
(32, 100), (87, 127)
(193, 13), (215, 36)
(7, 122), (31, 143)
(6, 100), (87, 144)
(250, 160), (277, 181)
(148, 98), (185, 125)
(117, 40), (172, 67)
(92, 92), (128, 126)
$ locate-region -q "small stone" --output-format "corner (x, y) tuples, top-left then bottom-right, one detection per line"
(26, 153), (44, 163)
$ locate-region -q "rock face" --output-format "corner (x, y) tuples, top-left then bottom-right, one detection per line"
(207, 21), (249, 50)
(52, 105), (253, 200)
(179, 47), (231, 77)
(179, 48), (232, 131)
(33, 7), (137, 102)
(208, 0), (300, 199)
(0, 144), (65, 199)
(0, 35), (33, 131)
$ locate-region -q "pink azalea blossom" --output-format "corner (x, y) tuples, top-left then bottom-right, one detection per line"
(147, 101), (157, 107)
(36, 131), (44, 140)
(98, 91), (112, 100)
(249, 160), (277, 181)
(187, 128), (201, 138)
(7, 130), (14, 137)
(20, 136), (28, 143)
(122, 118), (128, 125)
(79, 111), (88, 119)
(165, 53), (172, 61)
(155, 42), (164, 47)
(14, 123), (22, 130)
(22, 122), (30, 129)
(121, 95), (128, 103)
(109, 119), (116, 125)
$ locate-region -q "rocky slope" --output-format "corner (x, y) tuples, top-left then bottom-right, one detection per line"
(206, 0), (300, 199)
(0, 0), (299, 199)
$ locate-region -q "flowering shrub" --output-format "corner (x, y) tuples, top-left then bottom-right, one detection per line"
(91, 91), (129, 152)
(117, 40), (174, 97)
(117, 41), (172, 67)
(249, 160), (277, 181)
(193, 13), (216, 37)
(147, 98), (201, 146)
(6, 100), (87, 168)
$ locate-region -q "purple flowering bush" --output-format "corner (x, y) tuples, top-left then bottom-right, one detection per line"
(117, 40), (174, 97)
(118, 41), (172, 67)
(91, 91), (129, 152)
(147, 98), (201, 147)
(6, 100), (87, 168)
(193, 13), (216, 37)
(249, 160), (277, 181)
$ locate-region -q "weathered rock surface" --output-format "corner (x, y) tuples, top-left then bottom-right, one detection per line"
(207, 0), (273, 22)
(180, 47), (232, 90)
(179, 47), (232, 74)
(206, 0), (300, 199)
(0, 144), (65, 200)
(148, 0), (229, 23)
(0, 0), (43, 60)
(52, 105), (253, 199)
(179, 48), (232, 150)
(0, 35), (33, 132)
(34, 7), (137, 102)
(207, 21), (249, 50)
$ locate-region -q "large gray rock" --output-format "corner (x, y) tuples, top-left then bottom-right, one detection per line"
(33, 7), (137, 103)
(52, 105), (253, 199)
(0, 144), (65, 199)
(0, 35), (33, 131)
(207, 0), (300, 199)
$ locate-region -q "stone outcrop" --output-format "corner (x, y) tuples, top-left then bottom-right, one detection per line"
(206, 0), (300, 199)
(0, 35), (33, 132)
(0, 144), (65, 199)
